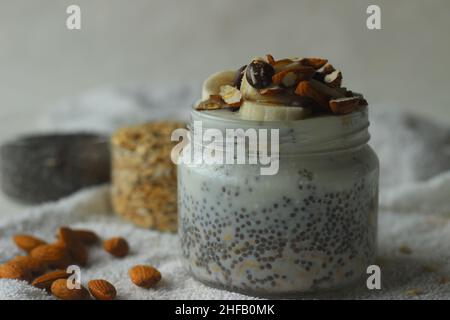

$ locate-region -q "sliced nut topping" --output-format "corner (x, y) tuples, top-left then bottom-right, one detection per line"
(220, 85), (242, 106)
(324, 70), (343, 88)
(266, 54), (276, 65)
(301, 58), (328, 70)
(322, 63), (336, 75)
(329, 96), (365, 114)
(259, 86), (285, 96)
(195, 96), (225, 111)
(271, 59), (294, 72)
(272, 66), (315, 87)
(295, 81), (330, 109)
(197, 54), (368, 116)
(281, 72), (298, 87)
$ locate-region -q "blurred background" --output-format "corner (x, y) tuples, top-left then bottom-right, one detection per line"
(0, 0), (449, 217)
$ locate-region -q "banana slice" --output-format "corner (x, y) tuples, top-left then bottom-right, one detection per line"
(239, 100), (311, 121)
(202, 70), (236, 100)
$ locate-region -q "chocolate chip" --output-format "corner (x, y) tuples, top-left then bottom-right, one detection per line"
(245, 60), (274, 89)
(233, 65), (247, 89)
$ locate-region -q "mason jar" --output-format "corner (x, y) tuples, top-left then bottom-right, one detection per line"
(177, 105), (379, 296)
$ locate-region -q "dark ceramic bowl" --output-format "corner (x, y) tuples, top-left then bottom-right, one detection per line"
(0, 133), (110, 204)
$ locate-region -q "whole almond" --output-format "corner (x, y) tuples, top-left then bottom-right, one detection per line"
(32, 270), (70, 290)
(57, 227), (88, 266)
(0, 262), (31, 281)
(129, 265), (161, 289)
(103, 237), (129, 258)
(30, 244), (71, 269)
(73, 229), (99, 245)
(13, 234), (46, 253)
(88, 279), (117, 300)
(10, 255), (47, 274)
(51, 278), (90, 300)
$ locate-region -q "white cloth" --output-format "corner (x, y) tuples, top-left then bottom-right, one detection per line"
(1, 85), (449, 299)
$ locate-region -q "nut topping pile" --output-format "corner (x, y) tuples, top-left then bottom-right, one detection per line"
(196, 54), (368, 116)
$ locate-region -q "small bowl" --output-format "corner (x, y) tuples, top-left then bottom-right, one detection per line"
(0, 133), (110, 204)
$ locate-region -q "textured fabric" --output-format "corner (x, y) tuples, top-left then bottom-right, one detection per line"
(0, 86), (449, 299)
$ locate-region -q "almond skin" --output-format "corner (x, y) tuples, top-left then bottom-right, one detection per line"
(57, 227), (88, 266)
(10, 255), (47, 274)
(88, 279), (117, 300)
(0, 262), (31, 281)
(103, 237), (129, 258)
(129, 265), (161, 289)
(51, 278), (90, 300)
(73, 229), (99, 245)
(30, 244), (72, 269)
(32, 270), (70, 290)
(12, 234), (46, 253)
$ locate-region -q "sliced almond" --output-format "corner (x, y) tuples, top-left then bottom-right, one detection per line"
(266, 54), (276, 65)
(324, 70), (343, 88)
(271, 58), (294, 72)
(329, 96), (363, 114)
(322, 63), (336, 75)
(295, 81), (329, 109)
(301, 58), (328, 70)
(195, 97), (224, 111)
(259, 86), (285, 96)
(219, 85), (242, 107)
(272, 66), (315, 86)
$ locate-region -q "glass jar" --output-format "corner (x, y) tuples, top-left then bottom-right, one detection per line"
(177, 106), (379, 296)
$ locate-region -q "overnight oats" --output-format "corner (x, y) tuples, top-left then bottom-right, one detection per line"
(177, 55), (379, 296)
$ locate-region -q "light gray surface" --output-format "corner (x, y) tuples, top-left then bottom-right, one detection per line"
(1, 0), (450, 217)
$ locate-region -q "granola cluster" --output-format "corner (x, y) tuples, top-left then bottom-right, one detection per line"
(111, 121), (185, 232)
(197, 54), (368, 115)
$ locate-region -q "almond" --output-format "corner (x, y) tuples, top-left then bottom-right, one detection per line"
(13, 234), (46, 253)
(195, 98), (224, 111)
(322, 63), (336, 75)
(61, 229), (99, 245)
(10, 255), (47, 274)
(57, 227), (88, 266)
(129, 265), (161, 289)
(295, 81), (330, 109)
(271, 58), (294, 72)
(266, 54), (275, 65)
(32, 270), (70, 290)
(259, 86), (285, 96)
(329, 96), (363, 114)
(88, 279), (117, 300)
(272, 66), (315, 86)
(30, 244), (72, 269)
(51, 278), (90, 300)
(324, 70), (343, 88)
(301, 57), (328, 70)
(103, 237), (129, 258)
(0, 262), (31, 281)
(219, 85), (242, 107)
